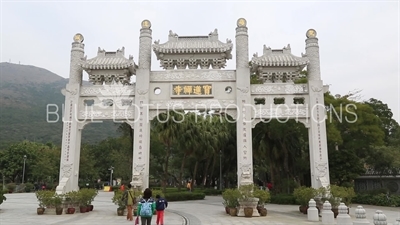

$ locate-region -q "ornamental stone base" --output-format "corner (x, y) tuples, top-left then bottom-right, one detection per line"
(237, 197), (260, 217)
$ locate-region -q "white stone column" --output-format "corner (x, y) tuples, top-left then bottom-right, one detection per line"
(56, 34), (84, 194)
(305, 29), (331, 189)
(235, 18), (254, 188)
(132, 20), (152, 190)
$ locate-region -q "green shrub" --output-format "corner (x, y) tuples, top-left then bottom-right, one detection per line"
(0, 189), (6, 205)
(191, 188), (222, 196)
(164, 192), (205, 201)
(6, 183), (16, 192)
(353, 193), (400, 207)
(270, 194), (297, 205)
(24, 182), (34, 192)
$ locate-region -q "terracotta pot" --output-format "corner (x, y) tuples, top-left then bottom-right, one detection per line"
(260, 208), (267, 216)
(86, 206), (90, 212)
(67, 208), (75, 214)
(80, 206), (87, 213)
(37, 208), (45, 215)
(117, 208), (124, 216)
(299, 205), (308, 214)
(225, 207), (230, 214)
(256, 206), (263, 213)
(56, 207), (63, 215)
(229, 207), (237, 216)
(244, 207), (253, 218)
(89, 205), (94, 211)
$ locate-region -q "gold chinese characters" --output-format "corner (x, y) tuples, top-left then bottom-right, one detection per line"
(173, 84), (212, 96)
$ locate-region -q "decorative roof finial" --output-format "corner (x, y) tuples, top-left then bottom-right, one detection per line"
(141, 19), (151, 29)
(306, 29), (317, 38)
(237, 18), (247, 27)
(73, 33), (84, 43)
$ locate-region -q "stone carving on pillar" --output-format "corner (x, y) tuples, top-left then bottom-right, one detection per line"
(137, 89), (149, 95)
(139, 20), (152, 70)
(66, 87), (78, 95)
(61, 163), (73, 178)
(239, 163), (253, 185)
(311, 85), (322, 92)
(236, 86), (249, 93)
(315, 161), (328, 177)
(132, 163), (146, 187)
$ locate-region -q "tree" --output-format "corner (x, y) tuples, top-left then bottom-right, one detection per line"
(151, 110), (185, 192)
(365, 98), (400, 144)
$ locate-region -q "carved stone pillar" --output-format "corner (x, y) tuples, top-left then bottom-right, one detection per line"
(305, 29), (330, 189)
(235, 18), (254, 188)
(132, 20), (152, 190)
(56, 34), (85, 194)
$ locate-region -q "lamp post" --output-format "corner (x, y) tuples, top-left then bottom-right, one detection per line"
(108, 166), (114, 186)
(22, 155), (27, 184)
(219, 150), (222, 190)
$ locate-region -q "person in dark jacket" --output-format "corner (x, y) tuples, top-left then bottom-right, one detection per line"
(155, 194), (168, 225)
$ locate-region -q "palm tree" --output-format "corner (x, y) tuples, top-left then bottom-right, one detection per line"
(151, 110), (184, 193)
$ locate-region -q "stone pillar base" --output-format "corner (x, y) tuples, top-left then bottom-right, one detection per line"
(237, 198), (260, 217)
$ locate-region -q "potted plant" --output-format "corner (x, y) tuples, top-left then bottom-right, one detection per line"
(112, 189), (126, 216)
(222, 188), (241, 216)
(35, 190), (54, 215)
(54, 193), (64, 215)
(253, 189), (270, 216)
(77, 189), (89, 213)
(328, 185), (355, 217)
(81, 189), (93, 212)
(238, 184), (257, 218)
(64, 191), (78, 214)
(293, 186), (317, 214)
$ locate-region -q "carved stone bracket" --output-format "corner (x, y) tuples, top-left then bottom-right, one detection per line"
(77, 121), (90, 130)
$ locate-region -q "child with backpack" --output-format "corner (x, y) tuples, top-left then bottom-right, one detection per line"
(136, 188), (156, 225)
(155, 194), (168, 225)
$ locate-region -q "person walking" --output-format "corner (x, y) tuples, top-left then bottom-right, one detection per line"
(137, 188), (156, 225)
(155, 194), (168, 225)
(124, 184), (135, 221)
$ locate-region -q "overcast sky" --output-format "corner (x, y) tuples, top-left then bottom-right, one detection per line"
(1, 1), (399, 122)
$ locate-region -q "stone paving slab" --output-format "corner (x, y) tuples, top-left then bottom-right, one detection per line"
(1, 192), (399, 225)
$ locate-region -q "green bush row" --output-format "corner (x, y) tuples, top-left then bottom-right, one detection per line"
(164, 192), (205, 201)
(150, 187), (222, 195)
(353, 193), (400, 207)
(270, 194), (297, 205)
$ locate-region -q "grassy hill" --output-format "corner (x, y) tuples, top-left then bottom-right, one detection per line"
(0, 62), (120, 149)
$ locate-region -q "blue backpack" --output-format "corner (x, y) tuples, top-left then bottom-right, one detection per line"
(140, 199), (152, 217)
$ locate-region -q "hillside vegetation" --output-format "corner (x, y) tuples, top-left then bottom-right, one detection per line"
(0, 62), (119, 149)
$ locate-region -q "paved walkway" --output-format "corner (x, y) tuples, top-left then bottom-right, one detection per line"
(1, 191), (399, 225)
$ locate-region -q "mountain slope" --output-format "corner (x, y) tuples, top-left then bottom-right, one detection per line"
(0, 62), (119, 149)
